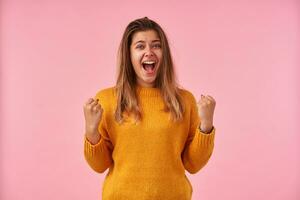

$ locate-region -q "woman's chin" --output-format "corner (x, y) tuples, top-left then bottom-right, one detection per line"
(137, 77), (156, 87)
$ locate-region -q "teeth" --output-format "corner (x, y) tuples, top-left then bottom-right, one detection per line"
(142, 61), (156, 64)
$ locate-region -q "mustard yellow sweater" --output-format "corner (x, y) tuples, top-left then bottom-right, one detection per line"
(84, 86), (215, 200)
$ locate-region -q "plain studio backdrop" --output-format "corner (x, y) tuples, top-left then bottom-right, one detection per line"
(0, 0), (299, 199)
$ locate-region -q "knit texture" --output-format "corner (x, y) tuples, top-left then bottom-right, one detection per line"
(84, 86), (216, 200)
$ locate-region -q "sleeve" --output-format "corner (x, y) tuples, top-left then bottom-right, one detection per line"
(181, 93), (216, 174)
(83, 91), (114, 173)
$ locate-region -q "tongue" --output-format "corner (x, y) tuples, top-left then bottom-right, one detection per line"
(144, 64), (154, 73)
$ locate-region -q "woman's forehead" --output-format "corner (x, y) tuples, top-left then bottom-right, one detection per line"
(132, 30), (160, 44)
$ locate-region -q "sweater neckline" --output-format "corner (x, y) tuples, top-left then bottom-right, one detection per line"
(135, 85), (161, 97)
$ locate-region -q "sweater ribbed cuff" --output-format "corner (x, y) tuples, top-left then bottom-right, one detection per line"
(196, 126), (216, 147)
(84, 135), (102, 156)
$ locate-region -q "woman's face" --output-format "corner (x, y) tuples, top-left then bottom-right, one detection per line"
(130, 30), (162, 88)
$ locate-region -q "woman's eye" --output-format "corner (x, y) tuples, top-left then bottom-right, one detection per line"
(136, 44), (161, 49)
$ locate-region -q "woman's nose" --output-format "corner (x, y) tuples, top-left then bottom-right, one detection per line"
(144, 46), (154, 56)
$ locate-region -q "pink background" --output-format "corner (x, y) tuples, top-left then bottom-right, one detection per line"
(1, 0), (299, 199)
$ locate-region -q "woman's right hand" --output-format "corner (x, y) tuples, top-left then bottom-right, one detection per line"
(83, 98), (103, 143)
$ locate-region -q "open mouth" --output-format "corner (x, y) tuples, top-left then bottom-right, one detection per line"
(142, 60), (156, 74)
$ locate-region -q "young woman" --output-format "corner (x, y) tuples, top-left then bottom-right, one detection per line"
(83, 17), (216, 200)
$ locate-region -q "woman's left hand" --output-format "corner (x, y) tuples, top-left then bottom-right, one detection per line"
(197, 94), (216, 133)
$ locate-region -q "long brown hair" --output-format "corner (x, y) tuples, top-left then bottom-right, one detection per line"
(115, 17), (184, 123)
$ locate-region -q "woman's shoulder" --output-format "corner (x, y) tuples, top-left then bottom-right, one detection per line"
(177, 87), (197, 102)
(94, 86), (117, 103)
(95, 86), (116, 96)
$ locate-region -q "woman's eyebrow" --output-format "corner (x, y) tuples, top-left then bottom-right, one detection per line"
(151, 40), (161, 43)
(134, 39), (161, 45)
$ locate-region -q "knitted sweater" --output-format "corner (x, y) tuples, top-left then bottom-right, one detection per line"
(84, 86), (216, 200)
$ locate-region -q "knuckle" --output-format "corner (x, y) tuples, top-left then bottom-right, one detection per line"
(87, 105), (92, 110)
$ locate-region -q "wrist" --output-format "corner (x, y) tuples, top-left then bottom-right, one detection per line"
(85, 126), (98, 135)
(199, 122), (213, 133)
(85, 131), (100, 145)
